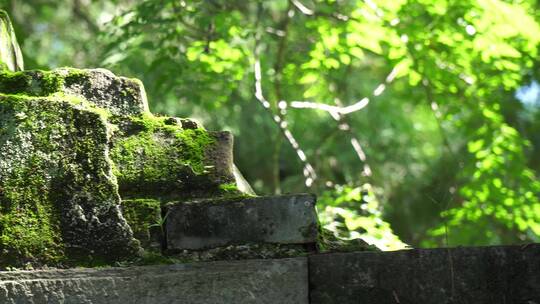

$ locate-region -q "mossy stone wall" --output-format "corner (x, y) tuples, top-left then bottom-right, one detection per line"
(0, 68), (245, 268)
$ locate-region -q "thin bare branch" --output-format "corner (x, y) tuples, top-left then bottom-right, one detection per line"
(253, 15), (317, 187)
(291, 0), (314, 16)
(289, 66), (399, 116)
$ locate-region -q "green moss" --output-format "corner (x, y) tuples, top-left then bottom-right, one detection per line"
(0, 68), (247, 269)
(0, 93), (137, 268)
(0, 71), (31, 94)
(0, 93), (111, 121)
(0, 69), (63, 96)
(0, 95), (69, 267)
(110, 113), (216, 198)
(121, 198), (162, 249)
(0, 68), (91, 98)
(0, 162), (64, 267)
(63, 68), (90, 86)
(175, 129), (214, 174)
(216, 182), (252, 199)
(219, 183), (240, 192)
(40, 72), (65, 95)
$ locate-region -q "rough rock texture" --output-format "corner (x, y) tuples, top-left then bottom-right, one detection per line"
(169, 243), (310, 262)
(317, 228), (379, 253)
(309, 244), (540, 304)
(110, 115), (237, 200)
(166, 194), (318, 251)
(61, 68), (149, 116)
(2, 244), (539, 304)
(0, 67), (250, 266)
(0, 68), (148, 115)
(0, 94), (139, 267)
(121, 199), (162, 251)
(203, 131), (235, 187)
(0, 69), (240, 200)
(0, 258), (308, 304)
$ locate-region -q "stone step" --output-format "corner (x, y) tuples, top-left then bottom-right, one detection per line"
(165, 194), (319, 251)
(0, 258), (308, 304)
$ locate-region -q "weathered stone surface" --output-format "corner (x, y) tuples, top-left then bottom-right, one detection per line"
(0, 68), (148, 116)
(110, 114), (237, 200)
(0, 66), (249, 266)
(166, 194), (318, 251)
(0, 258), (308, 304)
(169, 243), (309, 262)
(309, 244), (540, 304)
(204, 131), (235, 185)
(0, 66), (250, 200)
(0, 94), (139, 267)
(60, 68), (149, 116)
(121, 199), (163, 251)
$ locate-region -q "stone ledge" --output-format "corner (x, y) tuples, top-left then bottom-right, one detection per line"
(309, 244), (540, 304)
(1, 244), (539, 303)
(165, 194), (318, 251)
(0, 258), (308, 304)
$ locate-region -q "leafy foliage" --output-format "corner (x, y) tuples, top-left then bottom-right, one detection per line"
(318, 184), (407, 250)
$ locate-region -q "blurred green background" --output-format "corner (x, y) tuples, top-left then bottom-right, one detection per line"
(5, 0), (540, 250)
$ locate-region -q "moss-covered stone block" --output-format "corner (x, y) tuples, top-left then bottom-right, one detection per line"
(0, 94), (139, 268)
(0, 66), (251, 268)
(121, 199), (162, 251)
(0, 68), (148, 116)
(110, 114), (238, 200)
